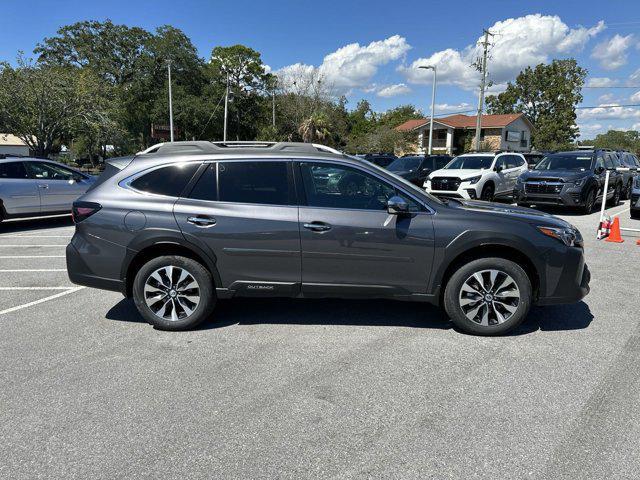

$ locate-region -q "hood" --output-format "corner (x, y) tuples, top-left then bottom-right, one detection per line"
(520, 169), (590, 182)
(430, 169), (485, 179)
(450, 199), (572, 228)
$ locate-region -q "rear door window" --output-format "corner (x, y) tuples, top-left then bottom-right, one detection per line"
(0, 161), (28, 179)
(130, 163), (200, 197)
(218, 161), (292, 205)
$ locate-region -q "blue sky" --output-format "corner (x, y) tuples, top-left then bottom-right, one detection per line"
(1, 0), (640, 138)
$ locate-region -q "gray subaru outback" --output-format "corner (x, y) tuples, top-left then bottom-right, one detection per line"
(66, 141), (590, 335)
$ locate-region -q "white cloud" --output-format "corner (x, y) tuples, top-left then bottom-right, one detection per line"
(275, 35), (411, 93)
(577, 123), (604, 137)
(598, 93), (616, 103)
(435, 102), (474, 112)
(376, 83), (411, 97)
(577, 104), (640, 120)
(591, 34), (635, 70)
(633, 122), (640, 131)
(399, 15), (604, 90)
(630, 91), (640, 103)
(587, 77), (618, 87)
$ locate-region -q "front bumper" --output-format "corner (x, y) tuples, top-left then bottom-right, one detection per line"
(513, 184), (586, 206)
(536, 247), (590, 306)
(425, 182), (478, 199)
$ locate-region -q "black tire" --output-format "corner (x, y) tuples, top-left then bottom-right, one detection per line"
(444, 257), (532, 336)
(607, 183), (621, 207)
(133, 255), (216, 331)
(631, 210), (640, 220)
(623, 180), (633, 200)
(480, 183), (495, 202)
(582, 188), (596, 214)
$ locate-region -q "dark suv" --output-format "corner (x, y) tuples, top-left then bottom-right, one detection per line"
(67, 141), (590, 336)
(514, 150), (623, 213)
(386, 154), (451, 186)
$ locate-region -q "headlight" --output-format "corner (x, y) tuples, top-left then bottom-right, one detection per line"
(572, 177), (587, 187)
(635, 176), (640, 188)
(465, 175), (482, 184)
(537, 225), (583, 247)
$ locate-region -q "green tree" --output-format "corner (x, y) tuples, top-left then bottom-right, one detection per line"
(485, 59), (587, 150)
(0, 59), (104, 157)
(587, 130), (640, 154)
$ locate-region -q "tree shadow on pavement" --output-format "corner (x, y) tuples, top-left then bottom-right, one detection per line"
(0, 215), (73, 233)
(106, 297), (593, 335)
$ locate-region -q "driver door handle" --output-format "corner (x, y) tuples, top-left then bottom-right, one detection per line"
(187, 215), (217, 227)
(303, 222), (332, 232)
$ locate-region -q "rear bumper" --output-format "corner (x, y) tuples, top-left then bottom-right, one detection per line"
(66, 239), (125, 294)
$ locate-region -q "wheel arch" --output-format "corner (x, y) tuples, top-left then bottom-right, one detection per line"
(123, 241), (221, 298)
(437, 243), (540, 306)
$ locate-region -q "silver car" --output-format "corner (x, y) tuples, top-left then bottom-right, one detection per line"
(0, 157), (96, 221)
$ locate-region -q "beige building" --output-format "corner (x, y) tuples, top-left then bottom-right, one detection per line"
(396, 113), (534, 155)
(0, 133), (31, 156)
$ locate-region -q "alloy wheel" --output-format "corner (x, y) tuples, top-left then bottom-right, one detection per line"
(458, 269), (521, 326)
(143, 266), (200, 321)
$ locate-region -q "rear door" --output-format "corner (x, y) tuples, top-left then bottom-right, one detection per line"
(0, 161), (40, 216)
(505, 155), (526, 191)
(493, 155), (510, 194)
(174, 160), (301, 296)
(296, 160), (435, 297)
(24, 161), (88, 212)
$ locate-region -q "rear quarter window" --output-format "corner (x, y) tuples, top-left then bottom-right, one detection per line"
(130, 163), (200, 197)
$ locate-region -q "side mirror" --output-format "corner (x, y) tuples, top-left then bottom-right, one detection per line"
(595, 166), (605, 174)
(494, 165), (503, 173)
(387, 195), (409, 215)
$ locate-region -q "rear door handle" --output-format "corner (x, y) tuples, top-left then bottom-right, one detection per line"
(187, 215), (216, 228)
(303, 222), (331, 232)
(38, 184), (49, 189)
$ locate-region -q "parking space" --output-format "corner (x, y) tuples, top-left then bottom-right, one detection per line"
(1, 204), (640, 479)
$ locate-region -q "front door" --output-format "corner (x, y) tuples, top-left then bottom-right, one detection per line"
(173, 160), (301, 297)
(0, 161), (40, 216)
(24, 161), (87, 213)
(297, 161), (435, 297)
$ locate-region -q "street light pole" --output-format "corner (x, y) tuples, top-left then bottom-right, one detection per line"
(223, 72), (229, 142)
(167, 61), (174, 142)
(418, 65), (437, 155)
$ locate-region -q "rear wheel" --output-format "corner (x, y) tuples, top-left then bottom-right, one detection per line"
(608, 184), (621, 207)
(480, 183), (494, 202)
(444, 257), (532, 336)
(623, 180), (633, 200)
(133, 255), (216, 330)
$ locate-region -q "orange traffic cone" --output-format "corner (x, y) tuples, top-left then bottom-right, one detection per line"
(606, 217), (624, 243)
(636, 238), (640, 246)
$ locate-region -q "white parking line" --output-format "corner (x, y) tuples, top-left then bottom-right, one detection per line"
(0, 255), (66, 259)
(0, 287), (84, 316)
(0, 269), (67, 272)
(612, 207), (630, 218)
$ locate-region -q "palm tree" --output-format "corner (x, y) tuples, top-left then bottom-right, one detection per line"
(298, 114), (330, 143)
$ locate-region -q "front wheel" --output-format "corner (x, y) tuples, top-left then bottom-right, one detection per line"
(444, 257), (532, 335)
(133, 255), (216, 330)
(582, 188), (596, 214)
(480, 183), (494, 202)
(623, 180), (633, 200)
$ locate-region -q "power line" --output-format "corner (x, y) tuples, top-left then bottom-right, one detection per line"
(577, 103), (640, 109)
(584, 86), (640, 89)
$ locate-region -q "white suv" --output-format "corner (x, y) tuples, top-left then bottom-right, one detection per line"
(424, 152), (528, 201)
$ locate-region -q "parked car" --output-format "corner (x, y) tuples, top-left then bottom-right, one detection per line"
(386, 154), (451, 186)
(424, 152), (528, 201)
(514, 150), (623, 214)
(66, 141), (590, 336)
(614, 150), (639, 200)
(522, 152), (545, 169)
(0, 157), (96, 221)
(357, 153), (396, 168)
(631, 175), (640, 220)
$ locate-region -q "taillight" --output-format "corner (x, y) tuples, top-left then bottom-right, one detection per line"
(72, 201), (102, 223)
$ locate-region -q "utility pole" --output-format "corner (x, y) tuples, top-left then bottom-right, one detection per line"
(474, 29), (493, 151)
(272, 89), (276, 128)
(167, 61), (174, 142)
(223, 72), (229, 142)
(419, 65), (437, 155)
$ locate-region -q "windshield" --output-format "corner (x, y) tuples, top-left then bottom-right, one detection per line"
(535, 154), (593, 171)
(445, 155), (493, 170)
(388, 157), (422, 171)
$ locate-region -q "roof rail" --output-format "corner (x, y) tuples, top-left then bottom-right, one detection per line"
(137, 140), (344, 156)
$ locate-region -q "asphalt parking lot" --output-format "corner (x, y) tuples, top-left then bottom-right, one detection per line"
(1, 203), (639, 479)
